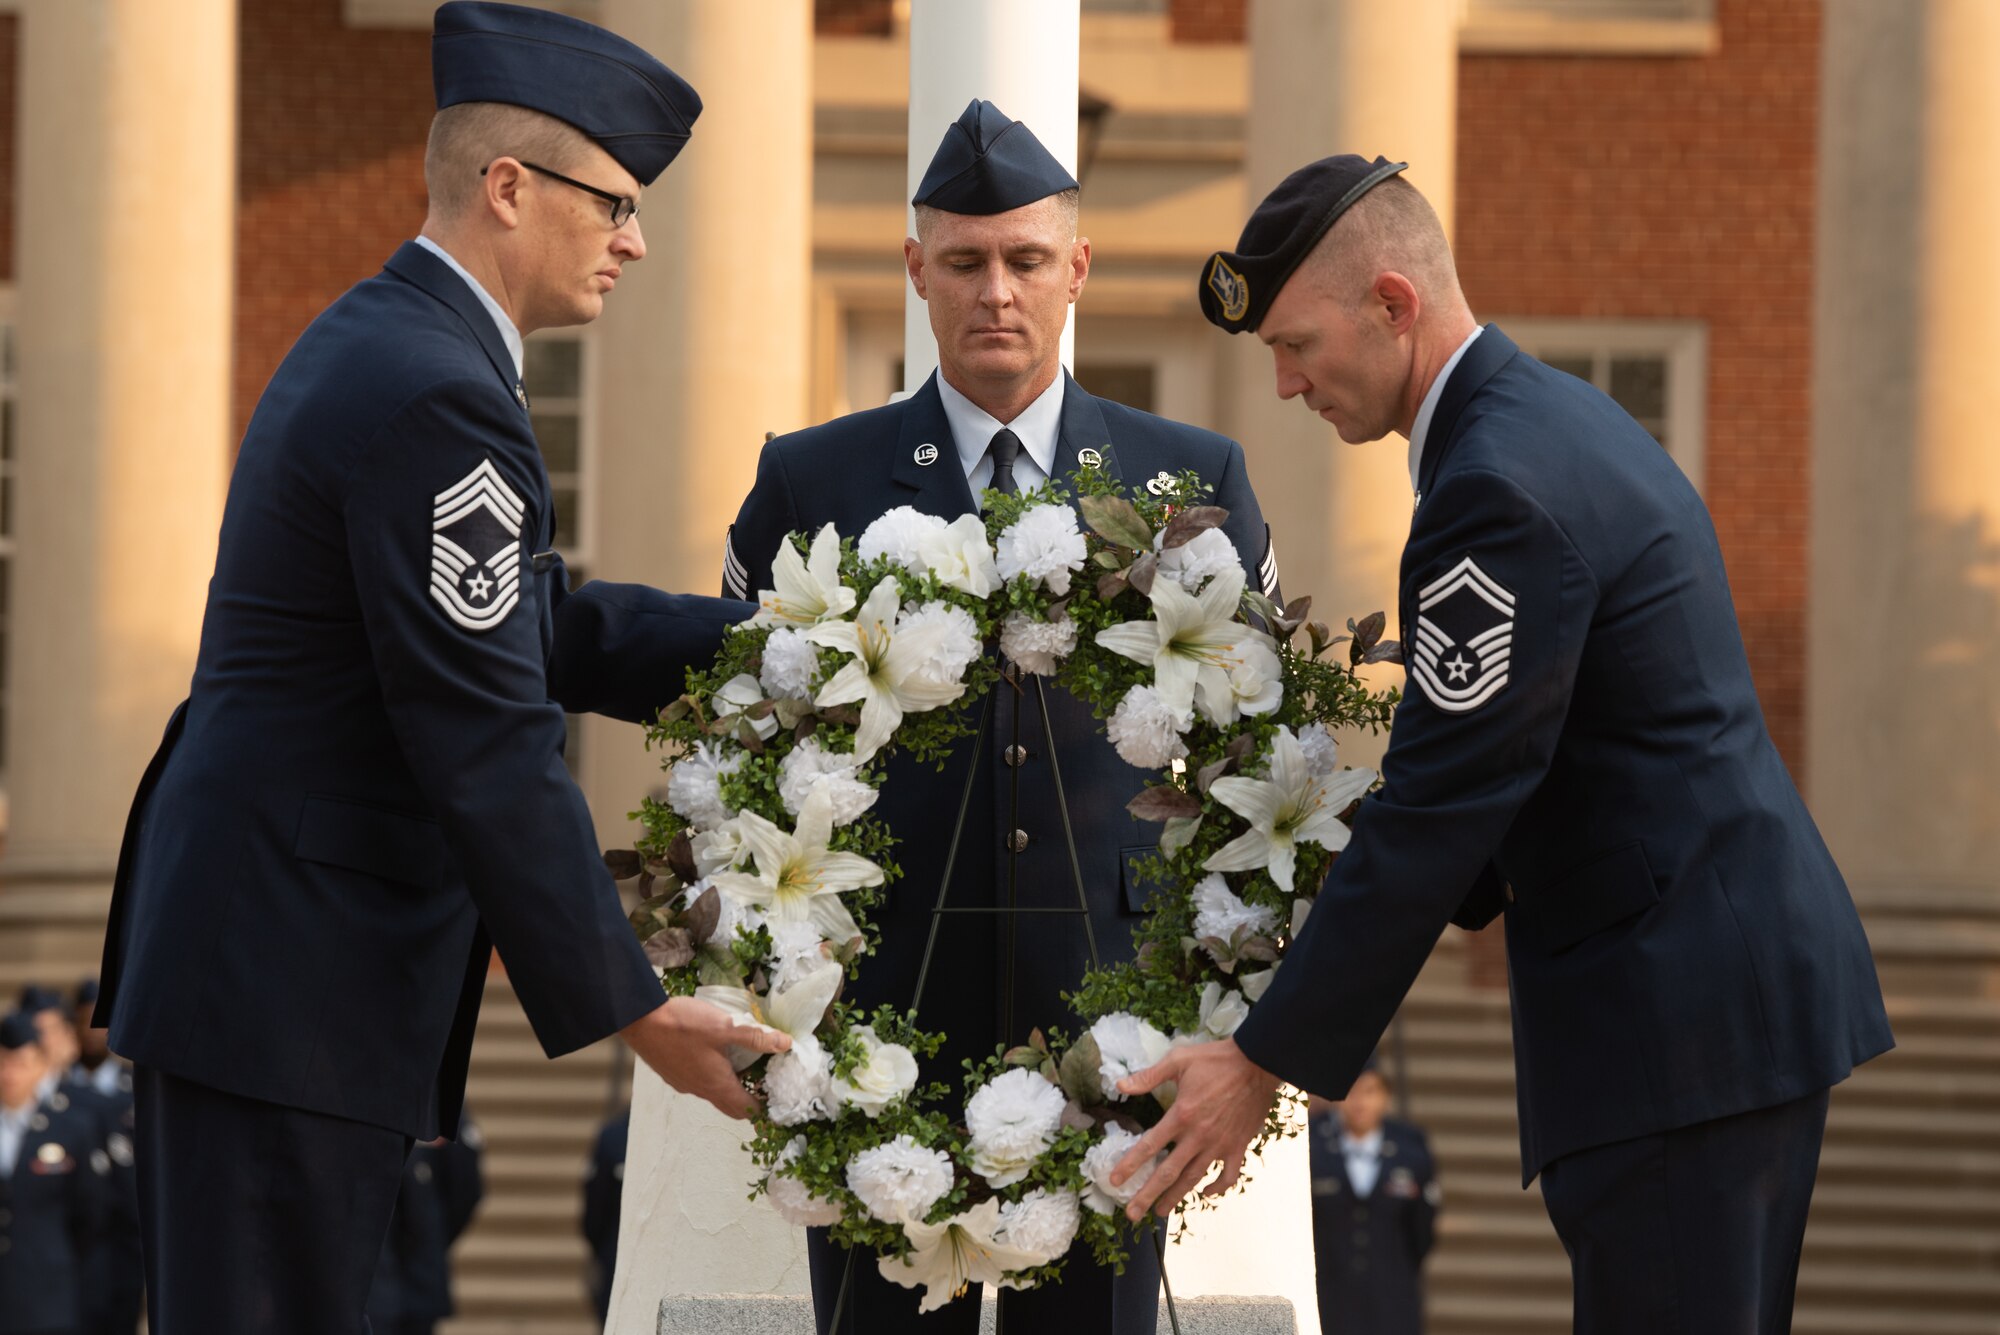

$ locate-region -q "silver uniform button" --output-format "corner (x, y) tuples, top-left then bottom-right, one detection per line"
(1004, 745), (1029, 768)
(1008, 830), (1030, 854)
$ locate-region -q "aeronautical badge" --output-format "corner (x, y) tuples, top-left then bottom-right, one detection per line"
(430, 458), (525, 632)
(1411, 555), (1515, 714)
(1206, 255), (1249, 324)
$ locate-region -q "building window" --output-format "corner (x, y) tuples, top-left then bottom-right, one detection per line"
(524, 330), (594, 773)
(1496, 319), (1707, 491)
(1461, 0), (1718, 54)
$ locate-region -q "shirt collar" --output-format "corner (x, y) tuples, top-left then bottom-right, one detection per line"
(1407, 324), (1484, 490)
(937, 370), (1064, 480)
(1340, 1126), (1385, 1157)
(414, 235), (526, 381)
(0, 1101), (31, 1129)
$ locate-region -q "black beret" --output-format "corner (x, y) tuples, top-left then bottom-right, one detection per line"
(1199, 154), (1407, 334)
(16, 984), (62, 1016)
(432, 2), (701, 187)
(0, 1011), (37, 1051)
(912, 99), (1079, 216)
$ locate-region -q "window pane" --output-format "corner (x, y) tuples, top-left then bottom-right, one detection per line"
(1609, 357), (1667, 422)
(534, 413), (581, 473)
(526, 339), (583, 399)
(1075, 363), (1158, 414)
(1544, 355), (1594, 382)
(552, 486), (579, 546)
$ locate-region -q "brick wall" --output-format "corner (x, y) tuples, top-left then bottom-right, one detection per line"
(235, 0), (432, 444)
(1455, 0), (1821, 774)
(815, 0), (895, 38)
(1171, 0), (1246, 43)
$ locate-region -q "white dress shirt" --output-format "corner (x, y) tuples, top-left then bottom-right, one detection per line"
(1342, 1126), (1385, 1198)
(938, 371), (1065, 495)
(0, 1101), (33, 1177)
(1407, 325), (1484, 491)
(414, 235), (526, 381)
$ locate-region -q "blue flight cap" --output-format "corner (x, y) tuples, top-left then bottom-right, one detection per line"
(912, 99), (1079, 215)
(73, 978), (101, 1009)
(1199, 154), (1407, 334)
(0, 1012), (36, 1051)
(16, 984), (62, 1017)
(432, 2), (702, 186)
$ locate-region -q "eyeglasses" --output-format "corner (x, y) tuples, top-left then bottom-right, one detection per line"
(482, 160), (638, 227)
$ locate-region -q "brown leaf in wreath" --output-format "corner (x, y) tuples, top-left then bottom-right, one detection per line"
(1160, 815), (1202, 854)
(747, 698), (779, 720)
(1092, 550), (1125, 570)
(1158, 505), (1230, 550)
(1045, 598), (1070, 621)
(1029, 1028), (1050, 1055)
(642, 926), (694, 971)
(659, 697), (693, 724)
(1127, 785), (1203, 822)
(1195, 755), (1238, 794)
(603, 849), (644, 881)
(1307, 621), (1334, 657)
(1060, 1099), (1098, 1133)
(1198, 936), (1239, 973)
(628, 892), (678, 935)
(1096, 568), (1131, 601)
(1127, 552), (1159, 597)
(1363, 638), (1404, 666)
(1237, 935), (1281, 963)
(832, 934), (866, 967)
(794, 716), (819, 744)
(666, 831), (699, 885)
(1224, 732), (1258, 764)
(819, 704), (862, 727)
(1004, 1045), (1044, 1070)
(736, 718), (767, 754)
(1350, 611), (1387, 650)
(774, 698), (815, 730)
(1274, 595), (1313, 639)
(681, 885), (723, 947)
(1057, 1032), (1104, 1107)
(1079, 493), (1155, 551)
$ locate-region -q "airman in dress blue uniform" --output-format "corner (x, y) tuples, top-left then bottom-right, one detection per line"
(1307, 1070), (1437, 1335)
(715, 100), (1280, 1335)
(365, 1111), (486, 1335)
(1113, 156), (1894, 1335)
(581, 1105), (630, 1325)
(0, 1012), (112, 1335)
(93, 6), (785, 1332)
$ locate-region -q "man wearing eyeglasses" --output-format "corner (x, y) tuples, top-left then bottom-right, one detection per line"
(92, 6), (782, 1331)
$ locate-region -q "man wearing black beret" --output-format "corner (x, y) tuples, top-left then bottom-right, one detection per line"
(719, 99), (1281, 1335)
(93, 5), (787, 1331)
(1112, 156), (1893, 1334)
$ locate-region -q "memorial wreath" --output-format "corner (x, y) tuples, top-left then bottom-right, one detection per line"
(613, 467), (1398, 1312)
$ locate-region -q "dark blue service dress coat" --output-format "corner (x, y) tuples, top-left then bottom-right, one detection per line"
(1308, 1114), (1436, 1335)
(0, 1094), (111, 1335)
(1234, 327), (1894, 1182)
(96, 241), (748, 1141)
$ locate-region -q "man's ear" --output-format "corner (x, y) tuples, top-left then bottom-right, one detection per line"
(1375, 271), (1422, 336)
(903, 237), (928, 299)
(1068, 237), (1092, 303)
(482, 157), (528, 231)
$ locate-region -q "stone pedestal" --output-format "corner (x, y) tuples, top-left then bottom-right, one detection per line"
(655, 1293), (1297, 1334)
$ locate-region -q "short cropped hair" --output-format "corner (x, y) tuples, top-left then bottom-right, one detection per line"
(1304, 176), (1461, 312)
(424, 102), (594, 218)
(913, 187), (1080, 245)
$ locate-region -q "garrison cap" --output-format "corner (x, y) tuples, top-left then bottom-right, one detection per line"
(16, 984), (62, 1016)
(73, 978), (100, 1009)
(0, 1011), (36, 1051)
(1199, 154), (1407, 334)
(432, 1), (702, 186)
(912, 99), (1079, 215)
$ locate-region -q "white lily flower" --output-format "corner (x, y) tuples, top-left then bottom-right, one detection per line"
(1095, 566), (1274, 719)
(917, 514), (1004, 598)
(1195, 635), (1285, 727)
(712, 786), (883, 942)
(807, 578), (968, 762)
(1203, 726), (1376, 893)
(694, 957), (843, 1072)
(715, 673), (779, 740)
(1174, 981), (1250, 1045)
(878, 1199), (1048, 1313)
(750, 523), (857, 627)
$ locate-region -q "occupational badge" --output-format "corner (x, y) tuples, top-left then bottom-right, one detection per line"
(1078, 447), (1104, 469)
(430, 458), (525, 632)
(1411, 555), (1514, 714)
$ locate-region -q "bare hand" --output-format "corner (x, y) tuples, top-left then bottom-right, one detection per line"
(621, 996), (790, 1120)
(1111, 1038), (1282, 1220)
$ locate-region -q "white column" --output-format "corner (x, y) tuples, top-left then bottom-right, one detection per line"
(1229, 0), (1459, 773)
(902, 0), (1080, 393)
(4, 0), (235, 876)
(1809, 0), (2000, 892)
(590, 4), (816, 1330)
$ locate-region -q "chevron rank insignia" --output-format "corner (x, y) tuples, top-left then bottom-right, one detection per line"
(722, 526), (750, 600)
(1411, 555), (1514, 714)
(430, 459), (524, 632)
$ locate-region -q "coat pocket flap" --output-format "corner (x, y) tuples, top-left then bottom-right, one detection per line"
(1119, 846), (1156, 915)
(295, 794), (450, 888)
(1529, 840), (1658, 953)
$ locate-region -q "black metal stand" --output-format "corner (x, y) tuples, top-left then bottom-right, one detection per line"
(829, 671), (1183, 1335)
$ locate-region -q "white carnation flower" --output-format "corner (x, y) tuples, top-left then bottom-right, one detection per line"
(859, 506), (949, 570)
(665, 743), (743, 832)
(996, 503), (1088, 596)
(997, 1188), (1082, 1266)
(1191, 873), (1280, 946)
(1106, 685), (1191, 770)
(767, 1136), (844, 1227)
(964, 1068), (1068, 1188)
(1295, 722), (1339, 778)
(1088, 1012), (1172, 1102)
(767, 917), (835, 991)
(898, 601), (982, 691)
(999, 610), (1078, 677)
(1082, 1126), (1161, 1215)
(715, 673), (779, 740)
(835, 1026), (919, 1118)
(778, 736), (878, 827)
(847, 1135), (955, 1224)
(917, 514), (1003, 598)
(760, 627), (821, 701)
(1155, 526), (1240, 593)
(765, 1033), (840, 1127)
(690, 823), (749, 877)
(1173, 981), (1251, 1048)
(1239, 966), (1277, 1003)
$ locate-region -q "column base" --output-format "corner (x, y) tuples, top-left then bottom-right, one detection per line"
(657, 1294), (1297, 1334)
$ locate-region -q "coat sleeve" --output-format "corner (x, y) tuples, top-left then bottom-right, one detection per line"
(1210, 437), (1282, 605)
(1405, 1128), (1439, 1262)
(1233, 466), (1598, 1098)
(720, 438), (803, 600)
(547, 574), (754, 724)
(343, 379), (664, 1058)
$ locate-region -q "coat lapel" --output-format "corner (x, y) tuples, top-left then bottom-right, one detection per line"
(382, 241), (524, 408)
(1054, 371), (1123, 487)
(889, 374), (978, 518)
(1416, 323), (1520, 499)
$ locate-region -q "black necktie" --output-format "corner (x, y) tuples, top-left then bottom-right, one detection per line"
(986, 428), (1022, 496)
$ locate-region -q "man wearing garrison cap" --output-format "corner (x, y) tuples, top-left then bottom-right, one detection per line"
(94, 6), (782, 1329)
(719, 99), (1281, 1334)
(1110, 157), (1892, 1334)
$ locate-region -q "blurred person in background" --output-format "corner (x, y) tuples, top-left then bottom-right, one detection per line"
(0, 1010), (111, 1335)
(66, 982), (131, 1101)
(1309, 1064), (1438, 1335)
(582, 1104), (630, 1325)
(366, 1110), (486, 1335)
